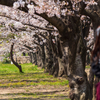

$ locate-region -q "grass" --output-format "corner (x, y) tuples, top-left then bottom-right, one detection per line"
(0, 63), (70, 100)
(86, 65), (90, 69)
(0, 63), (69, 87)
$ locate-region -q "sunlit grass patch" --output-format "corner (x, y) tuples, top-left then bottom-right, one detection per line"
(0, 63), (69, 88)
(40, 80), (69, 86)
(6, 92), (69, 99)
(0, 63), (41, 74)
(0, 78), (69, 88)
(0, 63), (70, 99)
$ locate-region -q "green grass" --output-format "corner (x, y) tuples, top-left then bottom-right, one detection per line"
(0, 63), (39, 74)
(86, 65), (90, 69)
(0, 63), (69, 87)
(0, 63), (70, 100)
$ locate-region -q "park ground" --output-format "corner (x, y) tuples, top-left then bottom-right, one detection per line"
(0, 63), (70, 100)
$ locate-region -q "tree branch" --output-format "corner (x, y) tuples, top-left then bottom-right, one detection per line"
(24, 44), (34, 50)
(35, 12), (66, 33)
(78, 1), (97, 20)
(0, 0), (16, 7)
(0, 14), (55, 31)
(0, 5), (56, 31)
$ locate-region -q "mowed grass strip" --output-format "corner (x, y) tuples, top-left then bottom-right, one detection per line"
(3, 93), (70, 99)
(0, 63), (69, 88)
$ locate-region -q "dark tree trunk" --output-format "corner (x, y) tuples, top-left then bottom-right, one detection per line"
(87, 67), (94, 100)
(29, 52), (33, 63)
(44, 43), (53, 73)
(34, 53), (37, 65)
(48, 33), (59, 76)
(58, 15), (92, 99)
(41, 43), (46, 68)
(68, 38), (89, 100)
(50, 56), (59, 77)
(0, 0), (15, 7)
(36, 50), (43, 67)
(57, 40), (68, 77)
(10, 43), (23, 73)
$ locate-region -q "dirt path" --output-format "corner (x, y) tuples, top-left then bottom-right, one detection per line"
(0, 85), (69, 100)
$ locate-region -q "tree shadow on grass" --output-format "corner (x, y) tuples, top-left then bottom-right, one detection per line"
(0, 92), (69, 100)
(0, 96), (69, 100)
(0, 72), (44, 76)
(0, 98), (43, 100)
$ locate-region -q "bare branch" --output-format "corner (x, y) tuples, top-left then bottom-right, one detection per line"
(24, 44), (33, 50)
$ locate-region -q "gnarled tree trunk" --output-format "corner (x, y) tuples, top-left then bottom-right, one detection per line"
(59, 15), (92, 99)
(67, 38), (90, 100)
(10, 43), (23, 73)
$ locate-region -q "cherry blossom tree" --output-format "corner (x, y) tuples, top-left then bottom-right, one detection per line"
(0, 0), (99, 99)
(0, 13), (62, 76)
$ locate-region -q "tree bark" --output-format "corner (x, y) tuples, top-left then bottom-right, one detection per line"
(41, 43), (46, 68)
(34, 53), (37, 65)
(0, 0), (15, 7)
(57, 40), (68, 77)
(59, 15), (92, 99)
(44, 43), (53, 72)
(68, 39), (89, 100)
(10, 43), (23, 73)
(93, 77), (99, 100)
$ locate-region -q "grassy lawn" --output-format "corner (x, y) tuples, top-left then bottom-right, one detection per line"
(0, 63), (70, 100)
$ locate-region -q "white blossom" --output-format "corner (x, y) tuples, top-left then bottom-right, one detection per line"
(52, 39), (55, 43)
(13, 2), (20, 9)
(14, 22), (23, 28)
(43, 39), (46, 43)
(40, 41), (43, 45)
(27, 4), (34, 9)
(28, 9), (35, 15)
(20, 1), (25, 7)
(61, 9), (67, 16)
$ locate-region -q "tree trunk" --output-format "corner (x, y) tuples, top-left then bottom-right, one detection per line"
(44, 43), (53, 73)
(57, 40), (68, 77)
(67, 37), (91, 100)
(36, 51), (42, 67)
(93, 77), (99, 100)
(34, 53), (37, 65)
(47, 32), (59, 76)
(10, 43), (23, 73)
(41, 43), (46, 68)
(88, 67), (94, 100)
(29, 52), (33, 63)
(0, 0), (15, 7)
